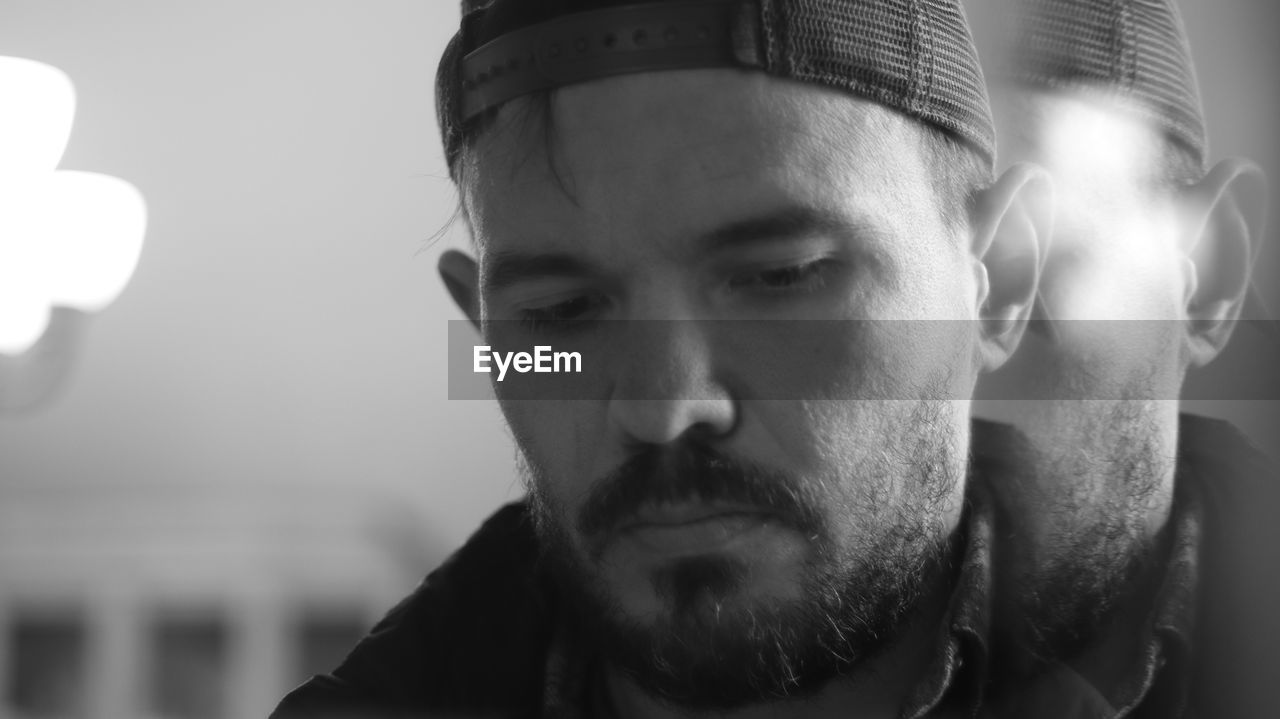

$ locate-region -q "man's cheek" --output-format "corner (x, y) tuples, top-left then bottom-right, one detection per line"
(725, 321), (887, 401)
(507, 403), (599, 501)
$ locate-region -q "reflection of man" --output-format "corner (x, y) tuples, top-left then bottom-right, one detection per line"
(974, 0), (1277, 715)
(273, 0), (1049, 717)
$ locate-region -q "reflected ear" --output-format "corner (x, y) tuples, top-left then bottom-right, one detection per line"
(438, 249), (481, 329)
(971, 162), (1054, 371)
(1180, 158), (1268, 368)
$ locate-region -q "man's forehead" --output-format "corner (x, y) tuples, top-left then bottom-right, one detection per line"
(462, 70), (932, 240)
(494, 78), (882, 165)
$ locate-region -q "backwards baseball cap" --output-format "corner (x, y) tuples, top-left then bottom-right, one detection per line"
(1010, 0), (1208, 169)
(434, 0), (996, 179)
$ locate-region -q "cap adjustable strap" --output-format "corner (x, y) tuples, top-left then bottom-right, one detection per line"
(459, 0), (762, 121)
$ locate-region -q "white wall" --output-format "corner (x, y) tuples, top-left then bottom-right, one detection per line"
(0, 1), (520, 557)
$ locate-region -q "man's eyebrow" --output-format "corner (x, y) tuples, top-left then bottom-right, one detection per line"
(700, 206), (873, 253)
(483, 251), (599, 293)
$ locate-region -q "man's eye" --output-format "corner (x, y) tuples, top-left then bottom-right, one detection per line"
(517, 294), (602, 331)
(730, 259), (834, 293)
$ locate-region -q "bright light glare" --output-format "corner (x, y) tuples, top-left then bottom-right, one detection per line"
(0, 56), (75, 176)
(1034, 91), (1176, 321)
(43, 171), (148, 311)
(0, 56), (147, 357)
(0, 265), (52, 356)
(0, 175), (53, 354)
(1039, 93), (1151, 203)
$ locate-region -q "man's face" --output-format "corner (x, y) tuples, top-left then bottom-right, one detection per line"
(462, 71), (985, 704)
(981, 88), (1187, 656)
(989, 91), (1188, 401)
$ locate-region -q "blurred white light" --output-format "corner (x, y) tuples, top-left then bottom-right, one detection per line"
(1033, 90), (1178, 321)
(43, 171), (148, 311)
(1039, 93), (1151, 199)
(0, 56), (75, 176)
(0, 175), (54, 354)
(0, 273), (52, 356)
(0, 56), (147, 357)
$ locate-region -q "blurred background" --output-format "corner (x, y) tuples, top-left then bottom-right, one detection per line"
(0, 1), (1274, 717)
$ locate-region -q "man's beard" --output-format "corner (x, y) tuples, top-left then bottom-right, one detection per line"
(994, 396), (1170, 670)
(516, 400), (963, 711)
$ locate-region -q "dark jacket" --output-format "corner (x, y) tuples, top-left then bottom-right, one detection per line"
(1176, 414), (1280, 718)
(271, 502), (554, 718)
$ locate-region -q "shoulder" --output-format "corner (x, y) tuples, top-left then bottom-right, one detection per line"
(271, 501), (553, 718)
(1177, 413), (1276, 488)
(1176, 413), (1279, 553)
(1176, 414), (1280, 717)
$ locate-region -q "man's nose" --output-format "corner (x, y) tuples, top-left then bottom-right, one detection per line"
(606, 319), (737, 446)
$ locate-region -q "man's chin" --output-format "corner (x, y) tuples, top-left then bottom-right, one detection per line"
(595, 520), (813, 618)
(605, 553), (804, 626)
(585, 582), (855, 710)
(549, 544), (942, 711)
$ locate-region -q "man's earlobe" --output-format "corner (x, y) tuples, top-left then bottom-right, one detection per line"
(1181, 158), (1268, 368)
(438, 249), (481, 328)
(972, 163), (1054, 371)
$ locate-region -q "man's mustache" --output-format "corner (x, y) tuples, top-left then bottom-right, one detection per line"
(576, 442), (826, 544)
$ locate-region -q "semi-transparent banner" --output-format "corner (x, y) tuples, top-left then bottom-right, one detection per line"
(446, 320), (1280, 400)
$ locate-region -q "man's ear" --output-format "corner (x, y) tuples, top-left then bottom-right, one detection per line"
(438, 249), (481, 328)
(1180, 158), (1268, 368)
(971, 162), (1053, 371)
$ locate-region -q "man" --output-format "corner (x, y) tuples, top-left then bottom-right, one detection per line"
(970, 0), (1277, 715)
(273, 0), (1050, 716)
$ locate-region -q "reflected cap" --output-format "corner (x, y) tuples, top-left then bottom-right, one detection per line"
(434, 0), (997, 178)
(1011, 0), (1209, 168)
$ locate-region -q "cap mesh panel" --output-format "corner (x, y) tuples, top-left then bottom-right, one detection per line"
(436, 0), (997, 177)
(1012, 0), (1208, 167)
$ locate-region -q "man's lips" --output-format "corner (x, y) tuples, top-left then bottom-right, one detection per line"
(620, 501), (777, 528)
(613, 503), (782, 555)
